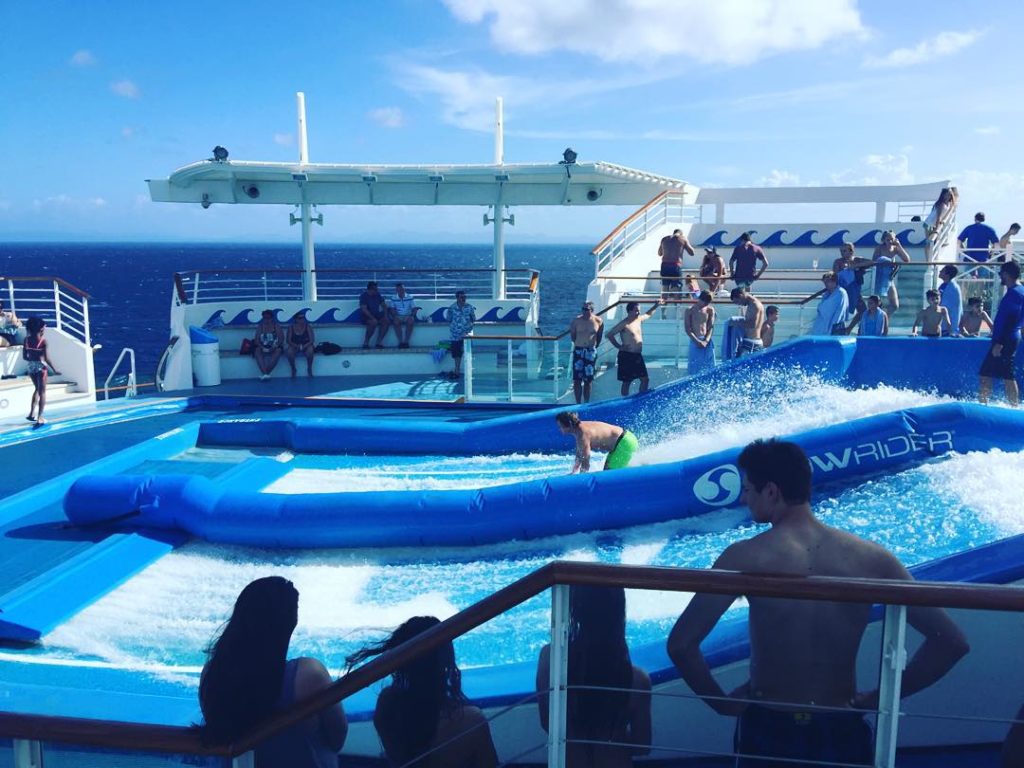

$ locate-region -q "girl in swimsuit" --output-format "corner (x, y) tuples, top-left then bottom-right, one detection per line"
(871, 231), (911, 314)
(22, 317), (60, 426)
(286, 312), (316, 377)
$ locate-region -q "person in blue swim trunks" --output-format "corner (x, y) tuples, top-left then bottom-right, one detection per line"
(555, 411), (638, 472)
(668, 439), (969, 768)
(569, 302), (604, 404)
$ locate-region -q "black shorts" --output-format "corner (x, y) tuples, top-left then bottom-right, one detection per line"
(450, 339), (465, 359)
(735, 704), (872, 768)
(361, 311), (385, 325)
(660, 263), (682, 291)
(616, 350), (648, 382)
(980, 336), (1019, 380)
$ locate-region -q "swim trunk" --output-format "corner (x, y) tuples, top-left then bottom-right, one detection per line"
(733, 279), (755, 290)
(980, 336), (1019, 380)
(450, 339), (465, 359)
(736, 337), (764, 357)
(616, 350), (648, 382)
(735, 704), (872, 768)
(660, 263), (682, 292)
(688, 339), (716, 375)
(572, 346), (597, 383)
(603, 429), (638, 470)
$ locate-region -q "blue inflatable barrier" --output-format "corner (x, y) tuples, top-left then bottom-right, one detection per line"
(64, 403), (1024, 548)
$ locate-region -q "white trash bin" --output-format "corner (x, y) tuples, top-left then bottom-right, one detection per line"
(191, 341), (222, 386)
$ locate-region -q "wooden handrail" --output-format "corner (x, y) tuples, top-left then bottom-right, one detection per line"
(3, 559), (1024, 756)
(591, 190), (674, 254)
(0, 276), (91, 299)
(174, 268), (537, 276)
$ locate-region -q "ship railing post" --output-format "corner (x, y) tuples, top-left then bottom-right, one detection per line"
(232, 751), (255, 768)
(547, 584), (570, 768)
(552, 340), (560, 401)
(464, 339), (474, 400)
(82, 295), (91, 346)
(12, 739), (42, 768)
(53, 281), (63, 331)
(507, 339), (514, 402)
(874, 603), (907, 768)
(5, 279), (15, 316)
(193, 273), (200, 304)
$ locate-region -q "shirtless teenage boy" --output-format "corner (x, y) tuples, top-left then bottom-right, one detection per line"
(607, 300), (662, 396)
(959, 297), (993, 337)
(555, 411), (639, 472)
(685, 290), (716, 374)
(569, 302), (604, 404)
(729, 288), (765, 356)
(761, 305), (779, 348)
(668, 439), (969, 767)
(911, 290), (951, 338)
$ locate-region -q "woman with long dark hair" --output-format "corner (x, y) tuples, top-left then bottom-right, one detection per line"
(199, 577), (347, 766)
(347, 615), (497, 768)
(23, 316), (60, 426)
(536, 586), (652, 767)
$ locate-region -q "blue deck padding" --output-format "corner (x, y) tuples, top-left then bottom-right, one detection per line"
(65, 402), (1024, 548)
(0, 530), (185, 642)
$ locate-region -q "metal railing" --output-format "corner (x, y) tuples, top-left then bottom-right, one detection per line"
(2, 560), (1022, 767)
(0, 276), (91, 346)
(100, 348), (137, 400)
(172, 268), (539, 305)
(592, 191), (701, 275)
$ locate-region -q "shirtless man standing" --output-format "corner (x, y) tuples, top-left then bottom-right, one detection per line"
(911, 290), (951, 338)
(668, 439), (969, 768)
(569, 302), (604, 404)
(607, 300), (662, 396)
(685, 290), (716, 375)
(729, 288), (765, 356)
(555, 411), (639, 472)
(658, 229), (695, 304)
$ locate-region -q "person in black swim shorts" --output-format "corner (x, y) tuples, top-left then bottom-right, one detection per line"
(668, 439), (969, 768)
(606, 299), (662, 396)
(979, 260), (1024, 407)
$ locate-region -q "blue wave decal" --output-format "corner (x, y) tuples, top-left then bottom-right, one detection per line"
(202, 310), (226, 329)
(429, 308), (448, 323)
(854, 230), (883, 248)
(499, 307), (525, 323)
(820, 230), (852, 248)
(341, 309), (363, 323)
(479, 307), (505, 322)
(728, 231), (757, 247)
(293, 307), (312, 318)
(896, 228), (926, 247)
(699, 230), (730, 247)
(227, 309), (258, 326)
(758, 230), (789, 248)
(789, 230), (820, 247)
(312, 308), (346, 324)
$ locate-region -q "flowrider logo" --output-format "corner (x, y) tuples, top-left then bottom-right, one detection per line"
(808, 430), (954, 472)
(693, 464), (742, 507)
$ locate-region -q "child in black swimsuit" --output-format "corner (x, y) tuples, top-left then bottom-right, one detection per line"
(23, 317), (61, 426)
(286, 312), (316, 377)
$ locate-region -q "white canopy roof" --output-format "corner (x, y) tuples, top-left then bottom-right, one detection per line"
(147, 159), (688, 207)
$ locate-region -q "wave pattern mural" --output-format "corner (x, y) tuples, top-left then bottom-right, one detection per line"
(699, 227), (925, 249)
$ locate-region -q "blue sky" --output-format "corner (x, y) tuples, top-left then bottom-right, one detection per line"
(1, 0), (1021, 243)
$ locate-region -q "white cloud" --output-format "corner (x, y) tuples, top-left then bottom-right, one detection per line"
(863, 30), (982, 69)
(31, 194), (108, 211)
(273, 133), (294, 146)
(110, 79), (140, 99)
(760, 170), (804, 187)
(975, 126), (1000, 136)
(121, 126), (138, 139)
(442, 0), (864, 65)
(830, 153), (915, 186)
(368, 107), (405, 128)
(70, 50), (97, 67)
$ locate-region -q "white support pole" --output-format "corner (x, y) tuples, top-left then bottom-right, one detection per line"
(874, 603), (907, 768)
(547, 584), (570, 768)
(297, 92), (318, 302)
(507, 338), (514, 401)
(464, 339), (474, 400)
(492, 188), (506, 300)
(494, 96), (504, 166)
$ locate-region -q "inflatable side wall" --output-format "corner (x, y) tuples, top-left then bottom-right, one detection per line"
(64, 403), (1024, 548)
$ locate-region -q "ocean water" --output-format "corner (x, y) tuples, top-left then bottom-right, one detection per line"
(0, 242), (593, 384)
(30, 379), (1024, 686)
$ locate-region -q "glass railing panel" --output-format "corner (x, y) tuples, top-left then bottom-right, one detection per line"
(465, 337), (568, 403)
(894, 605), (1021, 765)
(0, 739), (13, 768)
